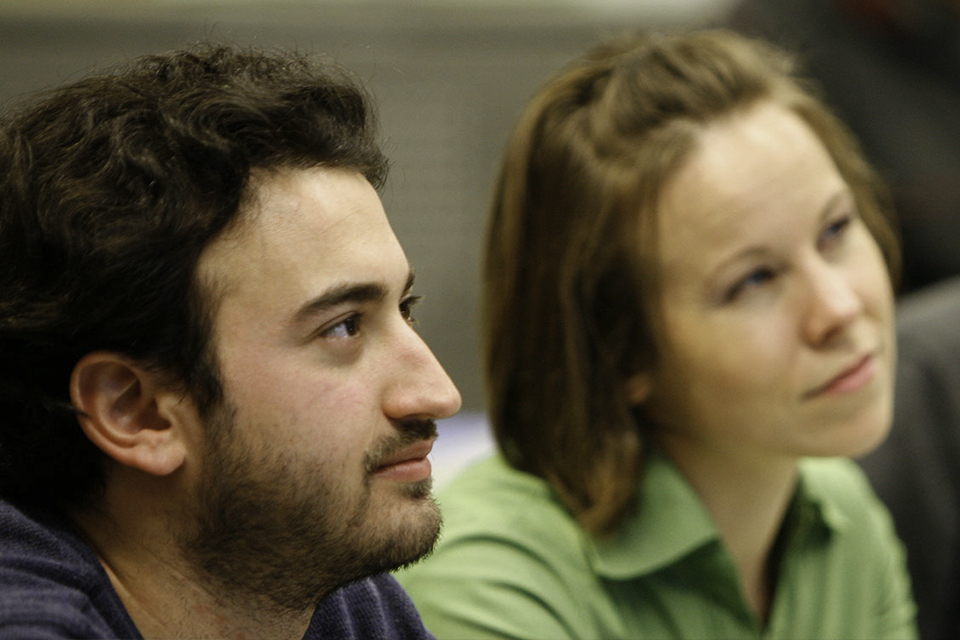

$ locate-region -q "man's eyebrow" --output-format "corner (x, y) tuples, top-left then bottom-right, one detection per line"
(293, 269), (416, 323)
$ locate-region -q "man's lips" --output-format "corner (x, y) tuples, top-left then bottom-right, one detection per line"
(371, 438), (436, 482)
(806, 354), (877, 398)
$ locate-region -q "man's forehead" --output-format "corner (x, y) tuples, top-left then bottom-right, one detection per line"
(195, 166), (408, 323)
(199, 167), (389, 277)
(239, 167), (380, 242)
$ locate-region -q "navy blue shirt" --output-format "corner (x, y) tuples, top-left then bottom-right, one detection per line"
(0, 499), (435, 639)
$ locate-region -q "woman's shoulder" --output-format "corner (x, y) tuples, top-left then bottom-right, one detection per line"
(438, 454), (550, 500)
(435, 454), (586, 551)
(798, 455), (871, 487)
(796, 456), (896, 534)
(793, 457), (918, 639)
(397, 456), (607, 639)
(798, 456), (876, 494)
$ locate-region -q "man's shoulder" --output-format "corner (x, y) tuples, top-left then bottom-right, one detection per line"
(307, 573), (434, 640)
(0, 498), (98, 592)
(0, 498), (139, 638)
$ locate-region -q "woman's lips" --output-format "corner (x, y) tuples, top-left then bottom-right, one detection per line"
(810, 354), (877, 397)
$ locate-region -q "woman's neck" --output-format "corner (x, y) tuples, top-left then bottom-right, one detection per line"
(656, 435), (799, 622)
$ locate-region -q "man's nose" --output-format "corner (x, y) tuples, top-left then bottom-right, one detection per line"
(382, 325), (462, 423)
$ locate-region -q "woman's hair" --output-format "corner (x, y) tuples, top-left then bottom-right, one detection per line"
(483, 29), (900, 534)
(0, 43), (388, 508)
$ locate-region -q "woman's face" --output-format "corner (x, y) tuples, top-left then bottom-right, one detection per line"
(635, 101), (895, 466)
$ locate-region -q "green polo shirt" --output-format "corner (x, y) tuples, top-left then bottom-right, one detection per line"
(397, 453), (916, 640)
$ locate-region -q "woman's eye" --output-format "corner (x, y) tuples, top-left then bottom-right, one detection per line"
(819, 214), (852, 250)
(400, 294), (422, 324)
(726, 267), (776, 302)
(322, 314), (362, 339)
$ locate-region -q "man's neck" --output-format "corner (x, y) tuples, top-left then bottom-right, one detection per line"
(68, 488), (315, 639)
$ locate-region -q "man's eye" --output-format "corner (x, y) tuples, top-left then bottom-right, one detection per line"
(400, 295), (422, 324)
(322, 314), (362, 339)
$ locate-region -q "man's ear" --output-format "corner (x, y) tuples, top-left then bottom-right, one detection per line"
(625, 371), (654, 406)
(70, 351), (191, 477)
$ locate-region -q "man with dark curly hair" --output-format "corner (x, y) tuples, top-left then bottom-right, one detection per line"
(0, 42), (461, 639)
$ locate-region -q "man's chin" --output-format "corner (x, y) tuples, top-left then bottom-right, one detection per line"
(397, 476), (433, 500)
(372, 492), (442, 573)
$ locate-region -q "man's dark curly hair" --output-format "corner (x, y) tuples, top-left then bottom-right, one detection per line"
(0, 42), (389, 508)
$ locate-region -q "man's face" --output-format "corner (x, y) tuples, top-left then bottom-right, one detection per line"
(184, 167), (462, 609)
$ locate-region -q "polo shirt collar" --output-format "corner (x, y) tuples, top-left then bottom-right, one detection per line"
(584, 453), (848, 581)
(792, 458), (852, 533)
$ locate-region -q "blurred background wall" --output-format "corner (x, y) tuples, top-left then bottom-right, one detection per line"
(0, 0), (734, 412)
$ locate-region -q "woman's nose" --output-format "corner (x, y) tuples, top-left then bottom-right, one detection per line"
(802, 259), (863, 346)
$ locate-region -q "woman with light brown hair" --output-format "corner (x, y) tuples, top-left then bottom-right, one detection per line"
(398, 29), (916, 639)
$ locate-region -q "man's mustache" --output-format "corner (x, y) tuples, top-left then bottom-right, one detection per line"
(363, 419), (438, 473)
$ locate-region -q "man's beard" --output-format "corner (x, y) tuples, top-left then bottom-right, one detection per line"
(180, 399), (442, 612)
